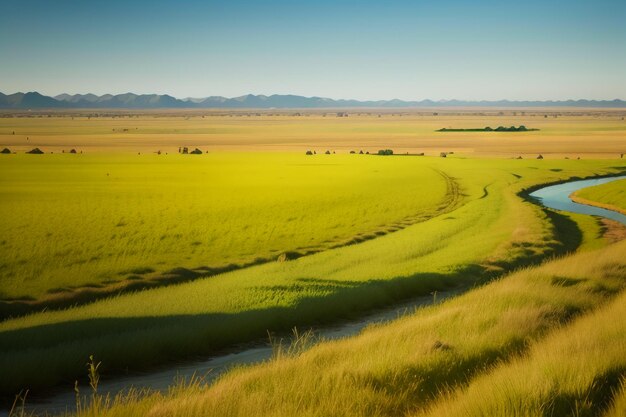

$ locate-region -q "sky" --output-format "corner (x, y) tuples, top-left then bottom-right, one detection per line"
(1, 0), (625, 101)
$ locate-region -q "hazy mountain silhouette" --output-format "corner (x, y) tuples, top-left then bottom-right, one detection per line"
(0, 92), (66, 108)
(1, 91), (625, 109)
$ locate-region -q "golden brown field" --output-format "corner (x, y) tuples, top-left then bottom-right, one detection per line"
(1, 109), (625, 156)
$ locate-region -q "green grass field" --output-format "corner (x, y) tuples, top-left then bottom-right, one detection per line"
(0, 153), (451, 302)
(1, 154), (624, 399)
(572, 178), (626, 214)
(60, 239), (626, 417)
(1, 114), (625, 416)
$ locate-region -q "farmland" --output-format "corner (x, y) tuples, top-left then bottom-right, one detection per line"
(0, 112), (625, 415)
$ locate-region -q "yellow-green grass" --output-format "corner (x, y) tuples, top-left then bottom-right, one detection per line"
(1, 113), (626, 157)
(606, 382), (626, 417)
(572, 178), (626, 215)
(0, 157), (622, 398)
(418, 281), (626, 417)
(62, 237), (626, 417)
(0, 153), (452, 302)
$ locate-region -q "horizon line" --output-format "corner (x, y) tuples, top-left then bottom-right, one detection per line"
(2, 91), (625, 103)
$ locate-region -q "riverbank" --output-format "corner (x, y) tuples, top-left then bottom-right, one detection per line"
(528, 175), (626, 226)
(570, 178), (626, 216)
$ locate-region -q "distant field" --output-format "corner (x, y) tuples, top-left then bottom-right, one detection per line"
(572, 178), (626, 214)
(1, 110), (625, 156)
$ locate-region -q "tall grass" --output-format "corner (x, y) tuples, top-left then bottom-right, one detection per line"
(59, 239), (626, 417)
(419, 275), (626, 417)
(605, 381), (626, 417)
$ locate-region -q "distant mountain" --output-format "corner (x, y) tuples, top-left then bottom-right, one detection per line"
(54, 93), (101, 103)
(2, 91), (625, 109)
(0, 92), (67, 108)
(53, 92), (187, 108)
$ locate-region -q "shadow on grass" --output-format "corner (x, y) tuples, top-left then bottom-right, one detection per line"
(545, 367), (626, 417)
(0, 268), (471, 401)
(0, 212), (579, 402)
(545, 208), (583, 254)
(0, 261), (265, 321)
(482, 208), (581, 274)
(0, 183), (590, 401)
(0, 173), (464, 321)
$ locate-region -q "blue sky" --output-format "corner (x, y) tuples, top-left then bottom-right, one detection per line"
(1, 0), (625, 100)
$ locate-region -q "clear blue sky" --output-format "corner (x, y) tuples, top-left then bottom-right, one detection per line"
(1, 0), (625, 100)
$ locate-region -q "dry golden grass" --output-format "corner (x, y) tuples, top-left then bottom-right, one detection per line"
(1, 110), (625, 156)
(61, 240), (626, 417)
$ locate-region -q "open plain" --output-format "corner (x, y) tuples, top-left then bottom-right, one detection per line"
(1, 110), (626, 416)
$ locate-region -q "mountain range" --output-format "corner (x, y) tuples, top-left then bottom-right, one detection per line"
(1, 91), (625, 109)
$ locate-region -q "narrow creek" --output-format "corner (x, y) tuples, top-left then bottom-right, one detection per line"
(9, 174), (626, 416)
(529, 175), (626, 225)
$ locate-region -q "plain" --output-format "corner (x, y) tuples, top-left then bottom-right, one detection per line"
(1, 111), (625, 417)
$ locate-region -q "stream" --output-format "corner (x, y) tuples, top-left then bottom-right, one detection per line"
(529, 175), (626, 225)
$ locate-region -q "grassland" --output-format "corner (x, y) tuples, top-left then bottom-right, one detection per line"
(572, 178), (626, 214)
(59, 238), (626, 417)
(0, 112), (625, 415)
(1, 155), (624, 400)
(0, 153), (451, 305)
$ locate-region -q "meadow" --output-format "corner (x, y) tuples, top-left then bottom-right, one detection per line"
(1, 155), (624, 399)
(0, 153), (451, 305)
(573, 178), (626, 215)
(0, 111), (625, 415)
(72, 239), (626, 417)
